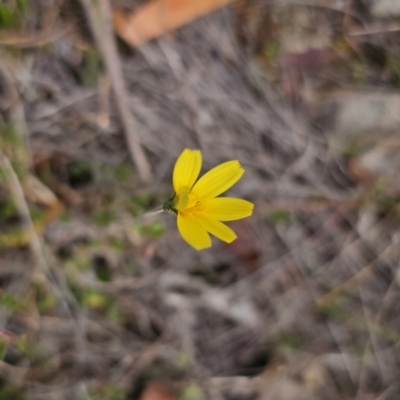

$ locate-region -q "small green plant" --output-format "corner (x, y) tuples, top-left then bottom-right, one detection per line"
(109, 236), (126, 250)
(37, 294), (56, 314)
(15, 335), (28, 357)
(134, 221), (165, 239)
(366, 179), (397, 215)
(0, 339), (7, 360)
(0, 384), (26, 400)
(81, 48), (102, 87)
(114, 163), (132, 182)
(266, 209), (292, 225)
(385, 53), (400, 87)
(0, 0), (28, 29)
(176, 350), (192, 371)
(277, 333), (304, 353)
(180, 385), (202, 400)
(68, 280), (85, 305)
(34, 283), (57, 314)
(82, 290), (109, 310)
(107, 303), (124, 325)
(30, 206), (46, 223)
(93, 210), (115, 227)
(318, 299), (348, 322)
(374, 324), (400, 343)
(0, 226), (26, 248)
(75, 257), (92, 272)
(192, 266), (219, 285)
(0, 198), (17, 220)
(59, 212), (72, 223)
(263, 40), (280, 62)
(0, 124), (27, 177)
(0, 124), (19, 148)
(0, 293), (26, 311)
(90, 382), (125, 400)
(0, 5), (15, 28)
(94, 261), (113, 282)
(128, 191), (153, 216)
(343, 139), (362, 157)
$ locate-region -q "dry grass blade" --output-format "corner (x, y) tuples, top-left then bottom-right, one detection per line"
(348, 21), (400, 36)
(79, 0), (152, 183)
(0, 24), (72, 47)
(0, 59), (31, 174)
(0, 151), (47, 271)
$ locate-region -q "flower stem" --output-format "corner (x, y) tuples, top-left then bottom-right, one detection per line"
(132, 206), (164, 223)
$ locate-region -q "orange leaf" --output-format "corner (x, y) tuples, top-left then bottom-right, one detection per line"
(113, 0), (233, 47)
(139, 382), (176, 400)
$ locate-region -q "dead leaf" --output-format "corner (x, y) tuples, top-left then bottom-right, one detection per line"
(22, 174), (65, 223)
(113, 0), (233, 47)
(348, 157), (377, 188)
(139, 382), (176, 400)
(22, 175), (58, 207)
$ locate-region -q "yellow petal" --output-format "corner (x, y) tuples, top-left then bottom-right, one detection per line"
(200, 198), (254, 221)
(177, 212), (211, 250)
(192, 160), (244, 200)
(193, 214), (237, 243)
(173, 149), (202, 193)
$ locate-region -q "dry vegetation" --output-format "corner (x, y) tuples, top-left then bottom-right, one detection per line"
(1, 0), (400, 399)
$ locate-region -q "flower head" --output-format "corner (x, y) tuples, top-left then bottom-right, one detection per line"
(163, 149), (254, 250)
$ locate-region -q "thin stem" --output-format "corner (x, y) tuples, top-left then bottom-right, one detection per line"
(132, 206), (165, 223)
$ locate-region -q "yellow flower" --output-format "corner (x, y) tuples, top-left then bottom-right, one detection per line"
(163, 149), (254, 250)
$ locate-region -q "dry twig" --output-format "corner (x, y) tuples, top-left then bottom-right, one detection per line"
(79, 0), (152, 183)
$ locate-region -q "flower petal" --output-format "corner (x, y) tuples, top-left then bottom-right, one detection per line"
(192, 160), (244, 200)
(173, 149), (202, 193)
(177, 212), (211, 250)
(193, 214), (237, 243)
(200, 198), (254, 221)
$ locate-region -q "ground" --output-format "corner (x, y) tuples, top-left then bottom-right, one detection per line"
(1, 0), (400, 399)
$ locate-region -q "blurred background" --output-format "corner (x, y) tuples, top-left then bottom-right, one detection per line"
(1, 0), (400, 399)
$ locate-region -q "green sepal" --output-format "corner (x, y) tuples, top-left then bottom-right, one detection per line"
(163, 194), (177, 215)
